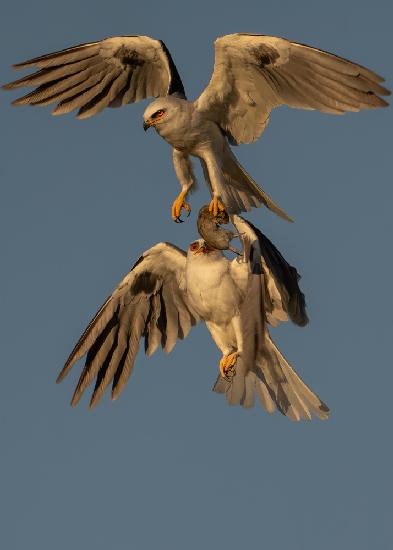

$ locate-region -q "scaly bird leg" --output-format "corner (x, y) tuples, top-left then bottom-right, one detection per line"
(171, 190), (191, 223)
(219, 352), (239, 382)
(208, 196), (226, 217)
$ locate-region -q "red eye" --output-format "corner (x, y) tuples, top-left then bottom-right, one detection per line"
(190, 242), (199, 251)
(152, 109), (165, 119)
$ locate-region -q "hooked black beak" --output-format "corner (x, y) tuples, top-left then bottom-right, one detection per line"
(143, 120), (151, 132)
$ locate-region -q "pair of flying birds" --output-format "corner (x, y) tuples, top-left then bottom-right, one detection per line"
(4, 33), (389, 420)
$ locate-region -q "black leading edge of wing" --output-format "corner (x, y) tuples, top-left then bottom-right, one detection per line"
(159, 40), (186, 98)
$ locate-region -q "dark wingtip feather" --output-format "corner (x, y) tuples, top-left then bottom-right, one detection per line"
(288, 293), (309, 327)
(11, 98), (26, 106)
(88, 389), (104, 410)
(379, 97), (390, 107)
(56, 373), (65, 385)
(319, 402), (330, 415)
(365, 93), (389, 108)
(70, 381), (85, 408)
(2, 81), (15, 91)
(11, 56), (49, 70)
(247, 221), (309, 326)
(10, 42), (98, 70)
(380, 85), (391, 96)
(12, 61), (31, 70)
(56, 362), (72, 384)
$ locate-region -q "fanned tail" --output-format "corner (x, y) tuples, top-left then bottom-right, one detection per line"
(213, 334), (329, 421)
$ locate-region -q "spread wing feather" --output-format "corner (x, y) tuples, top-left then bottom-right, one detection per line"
(197, 34), (390, 144)
(57, 243), (199, 407)
(3, 36), (186, 118)
(232, 215), (308, 327)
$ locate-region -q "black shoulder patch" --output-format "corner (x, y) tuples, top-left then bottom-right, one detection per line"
(257, 45), (280, 68)
(116, 45), (145, 68)
(131, 271), (158, 295)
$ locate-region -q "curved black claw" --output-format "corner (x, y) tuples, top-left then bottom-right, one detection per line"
(224, 366), (236, 382)
(174, 216), (184, 224)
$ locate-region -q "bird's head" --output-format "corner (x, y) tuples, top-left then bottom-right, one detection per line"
(188, 239), (215, 256)
(143, 97), (182, 132)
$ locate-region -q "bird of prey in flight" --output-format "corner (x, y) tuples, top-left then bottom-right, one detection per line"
(56, 211), (329, 421)
(3, 34), (389, 221)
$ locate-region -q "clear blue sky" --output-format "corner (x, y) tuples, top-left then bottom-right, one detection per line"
(1, 1), (392, 548)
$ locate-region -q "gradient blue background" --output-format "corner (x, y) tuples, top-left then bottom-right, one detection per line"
(1, 1), (392, 548)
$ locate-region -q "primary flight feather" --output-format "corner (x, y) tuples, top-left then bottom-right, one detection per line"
(3, 33), (390, 221)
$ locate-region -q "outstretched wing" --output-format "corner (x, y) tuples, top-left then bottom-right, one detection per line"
(3, 36), (185, 118)
(57, 243), (198, 408)
(197, 34), (390, 144)
(232, 215), (308, 327)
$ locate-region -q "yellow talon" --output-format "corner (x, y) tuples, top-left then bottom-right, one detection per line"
(208, 196), (226, 217)
(219, 352), (239, 381)
(171, 190), (191, 222)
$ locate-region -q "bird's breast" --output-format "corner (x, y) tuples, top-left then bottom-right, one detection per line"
(158, 127), (199, 151)
(157, 113), (217, 153)
(185, 256), (243, 323)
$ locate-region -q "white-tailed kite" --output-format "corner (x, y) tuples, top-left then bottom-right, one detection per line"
(57, 212), (329, 421)
(4, 34), (389, 221)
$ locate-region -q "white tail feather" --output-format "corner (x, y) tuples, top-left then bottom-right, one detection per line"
(212, 334), (329, 421)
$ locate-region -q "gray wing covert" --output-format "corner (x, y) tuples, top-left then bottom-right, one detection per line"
(3, 35), (185, 118)
(57, 243), (198, 408)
